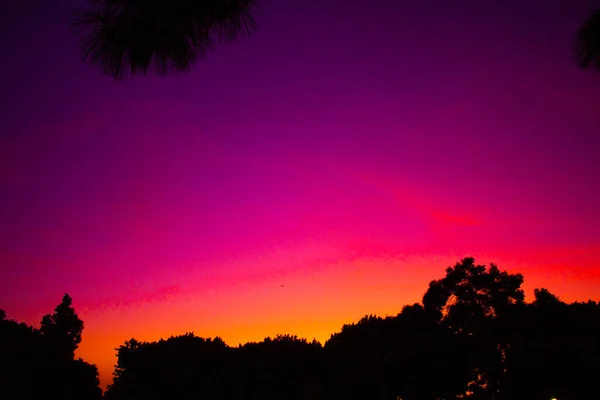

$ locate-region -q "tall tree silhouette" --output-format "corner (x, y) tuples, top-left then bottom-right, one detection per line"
(71, 0), (258, 79)
(40, 293), (84, 360)
(1, 296), (101, 400)
(422, 258), (525, 398)
(575, 9), (600, 71)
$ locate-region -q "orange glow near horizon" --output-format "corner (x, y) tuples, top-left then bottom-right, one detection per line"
(64, 250), (599, 389)
(3, 0), (600, 392)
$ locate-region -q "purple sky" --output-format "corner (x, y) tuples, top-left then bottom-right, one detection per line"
(1, 0), (600, 388)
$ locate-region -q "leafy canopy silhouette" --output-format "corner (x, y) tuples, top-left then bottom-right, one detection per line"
(3, 259), (600, 400)
(98, 258), (599, 400)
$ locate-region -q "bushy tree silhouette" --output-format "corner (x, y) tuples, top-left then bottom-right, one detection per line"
(105, 334), (231, 400)
(502, 289), (600, 400)
(421, 258), (526, 398)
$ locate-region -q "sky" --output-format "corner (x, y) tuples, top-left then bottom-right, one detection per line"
(1, 0), (600, 389)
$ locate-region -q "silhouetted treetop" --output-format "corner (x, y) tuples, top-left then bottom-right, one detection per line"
(71, 0), (258, 79)
(575, 9), (600, 71)
(1, 294), (101, 400)
(533, 287), (563, 306)
(40, 293), (84, 359)
(422, 257), (524, 333)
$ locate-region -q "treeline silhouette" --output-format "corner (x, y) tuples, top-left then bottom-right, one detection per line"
(0, 294), (102, 400)
(2, 258), (599, 399)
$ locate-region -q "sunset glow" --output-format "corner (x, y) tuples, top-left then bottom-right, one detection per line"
(1, 0), (600, 389)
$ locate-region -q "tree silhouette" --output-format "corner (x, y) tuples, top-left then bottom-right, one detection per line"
(422, 257), (525, 331)
(0, 314), (43, 399)
(40, 293), (84, 360)
(324, 306), (471, 400)
(3, 259), (600, 399)
(105, 334), (232, 400)
(236, 334), (323, 400)
(421, 258), (526, 399)
(501, 290), (600, 400)
(71, 0), (258, 79)
(105, 333), (324, 400)
(575, 9), (600, 71)
(1, 295), (101, 400)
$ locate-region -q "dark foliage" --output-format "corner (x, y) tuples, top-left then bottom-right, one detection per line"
(575, 9), (600, 71)
(99, 258), (600, 400)
(3, 259), (599, 400)
(71, 0), (258, 79)
(40, 293), (84, 360)
(0, 295), (102, 400)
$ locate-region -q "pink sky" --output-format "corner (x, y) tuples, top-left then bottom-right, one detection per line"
(1, 0), (600, 389)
